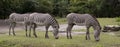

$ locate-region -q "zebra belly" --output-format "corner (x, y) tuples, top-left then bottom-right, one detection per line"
(16, 22), (25, 24)
(35, 22), (45, 26)
(74, 22), (85, 26)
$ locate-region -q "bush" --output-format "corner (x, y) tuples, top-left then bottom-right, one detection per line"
(116, 16), (120, 22)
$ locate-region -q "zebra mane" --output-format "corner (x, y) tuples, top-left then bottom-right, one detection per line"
(51, 16), (60, 28)
(91, 14), (101, 29)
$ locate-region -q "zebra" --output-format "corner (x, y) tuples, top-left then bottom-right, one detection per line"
(66, 13), (101, 41)
(8, 13), (30, 36)
(28, 12), (59, 39)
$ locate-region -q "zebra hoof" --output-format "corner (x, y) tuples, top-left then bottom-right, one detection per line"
(34, 35), (37, 38)
(13, 34), (16, 36)
(96, 40), (100, 42)
(29, 35), (31, 37)
(55, 37), (59, 39)
(70, 37), (72, 39)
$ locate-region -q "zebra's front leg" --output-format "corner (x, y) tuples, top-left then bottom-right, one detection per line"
(45, 25), (50, 39)
(66, 24), (74, 39)
(86, 27), (90, 40)
(9, 23), (12, 35)
(25, 24), (28, 37)
(33, 23), (37, 38)
(29, 25), (32, 37)
(12, 23), (16, 36)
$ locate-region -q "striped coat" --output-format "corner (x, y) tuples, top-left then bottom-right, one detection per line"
(28, 12), (59, 39)
(66, 13), (101, 41)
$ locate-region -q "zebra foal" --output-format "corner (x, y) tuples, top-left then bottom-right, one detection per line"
(28, 12), (59, 39)
(66, 13), (101, 41)
(8, 13), (30, 36)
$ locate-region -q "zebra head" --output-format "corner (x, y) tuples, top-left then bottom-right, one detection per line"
(94, 26), (101, 41)
(52, 23), (59, 39)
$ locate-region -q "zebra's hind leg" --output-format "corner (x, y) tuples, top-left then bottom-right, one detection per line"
(12, 22), (16, 36)
(66, 24), (74, 39)
(86, 27), (90, 40)
(33, 23), (37, 38)
(45, 25), (50, 39)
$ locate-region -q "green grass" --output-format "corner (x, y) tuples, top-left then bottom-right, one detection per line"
(56, 18), (66, 24)
(0, 18), (120, 47)
(97, 18), (120, 27)
(0, 31), (120, 47)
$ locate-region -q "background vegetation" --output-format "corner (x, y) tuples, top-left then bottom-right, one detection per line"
(0, 0), (120, 19)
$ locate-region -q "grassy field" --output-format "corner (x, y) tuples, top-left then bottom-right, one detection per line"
(0, 18), (120, 47)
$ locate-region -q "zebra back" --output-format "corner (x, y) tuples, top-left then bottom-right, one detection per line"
(29, 13), (59, 28)
(9, 13), (30, 23)
(67, 13), (101, 28)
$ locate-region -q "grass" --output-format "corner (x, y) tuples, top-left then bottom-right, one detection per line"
(97, 18), (120, 27)
(0, 18), (120, 47)
(0, 31), (120, 47)
(56, 18), (67, 24)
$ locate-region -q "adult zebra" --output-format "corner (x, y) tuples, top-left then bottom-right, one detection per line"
(8, 13), (30, 36)
(28, 12), (59, 39)
(66, 13), (101, 41)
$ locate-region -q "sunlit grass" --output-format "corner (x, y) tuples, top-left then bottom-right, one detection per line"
(97, 18), (120, 27)
(0, 31), (120, 47)
(56, 18), (66, 24)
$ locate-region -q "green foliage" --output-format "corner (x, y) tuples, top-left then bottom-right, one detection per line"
(36, 0), (53, 13)
(0, 0), (120, 19)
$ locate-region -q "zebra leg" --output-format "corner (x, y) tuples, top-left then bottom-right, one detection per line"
(86, 27), (90, 40)
(12, 22), (16, 36)
(66, 24), (74, 39)
(9, 23), (12, 35)
(29, 24), (32, 37)
(45, 25), (50, 39)
(25, 24), (28, 37)
(33, 23), (37, 38)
